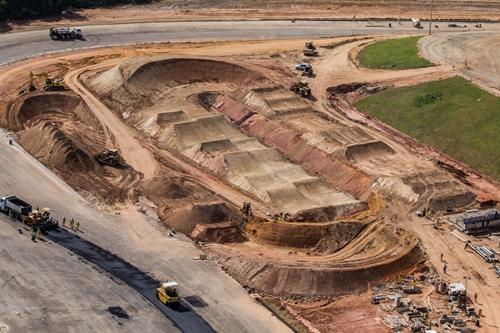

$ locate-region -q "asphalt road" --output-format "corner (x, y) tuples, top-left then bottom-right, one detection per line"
(0, 20), (478, 67)
(420, 30), (500, 92)
(0, 215), (180, 333)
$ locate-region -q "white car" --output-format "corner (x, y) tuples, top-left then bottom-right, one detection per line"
(295, 63), (312, 71)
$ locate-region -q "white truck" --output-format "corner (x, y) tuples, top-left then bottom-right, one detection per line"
(49, 27), (83, 40)
(411, 18), (423, 29)
(0, 195), (32, 220)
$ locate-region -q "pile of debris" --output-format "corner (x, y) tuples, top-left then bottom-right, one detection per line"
(371, 270), (481, 332)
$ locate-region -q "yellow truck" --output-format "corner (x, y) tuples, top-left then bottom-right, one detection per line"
(156, 281), (180, 307)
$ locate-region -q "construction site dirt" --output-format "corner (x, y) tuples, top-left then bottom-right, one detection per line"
(1, 34), (499, 333)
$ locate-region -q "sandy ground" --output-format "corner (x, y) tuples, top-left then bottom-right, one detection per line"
(1, 32), (499, 333)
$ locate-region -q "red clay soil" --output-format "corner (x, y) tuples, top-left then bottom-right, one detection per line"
(284, 293), (390, 333)
(210, 95), (374, 198)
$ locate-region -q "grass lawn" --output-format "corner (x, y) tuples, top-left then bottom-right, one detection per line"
(356, 76), (500, 180)
(358, 36), (434, 70)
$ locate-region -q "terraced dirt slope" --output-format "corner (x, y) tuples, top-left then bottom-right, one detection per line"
(88, 56), (367, 220)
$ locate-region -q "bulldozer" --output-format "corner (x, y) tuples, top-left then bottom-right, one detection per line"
(303, 41), (319, 56)
(95, 148), (127, 168)
(290, 81), (312, 98)
(27, 72), (66, 92)
(156, 281), (180, 307)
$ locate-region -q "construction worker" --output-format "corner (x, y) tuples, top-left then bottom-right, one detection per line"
(75, 220), (80, 231)
(474, 292), (478, 303)
(62, 217), (66, 227)
(440, 253), (444, 262)
(69, 218), (74, 230)
(8, 138), (13, 145)
(35, 228), (41, 240)
(31, 228), (36, 242)
(464, 240), (471, 251)
(443, 263), (448, 275)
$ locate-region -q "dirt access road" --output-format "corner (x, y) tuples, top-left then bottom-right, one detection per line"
(0, 128), (292, 333)
(420, 31), (500, 95)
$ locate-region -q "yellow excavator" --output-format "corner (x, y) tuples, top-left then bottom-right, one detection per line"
(28, 71), (66, 92)
(156, 281), (180, 307)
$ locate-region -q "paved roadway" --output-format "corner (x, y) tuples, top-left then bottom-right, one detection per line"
(0, 130), (291, 333)
(420, 30), (500, 93)
(0, 20), (480, 67)
(0, 215), (181, 333)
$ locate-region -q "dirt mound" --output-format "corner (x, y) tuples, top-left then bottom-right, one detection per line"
(191, 221), (246, 243)
(246, 220), (366, 254)
(161, 201), (244, 234)
(346, 141), (395, 163)
(207, 223), (422, 297)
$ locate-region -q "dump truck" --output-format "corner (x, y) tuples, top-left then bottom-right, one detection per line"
(303, 41), (319, 56)
(290, 81), (312, 98)
(156, 281), (180, 307)
(0, 196), (32, 220)
(49, 27), (82, 40)
(95, 149), (128, 168)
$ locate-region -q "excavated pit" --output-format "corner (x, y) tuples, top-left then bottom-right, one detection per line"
(7, 92), (140, 202)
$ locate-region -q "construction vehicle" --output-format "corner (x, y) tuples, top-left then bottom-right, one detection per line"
(290, 81), (312, 98)
(303, 41), (319, 56)
(156, 281), (180, 307)
(23, 208), (59, 231)
(0, 196), (58, 231)
(49, 27), (82, 40)
(95, 149), (128, 168)
(302, 66), (314, 77)
(411, 18), (423, 29)
(240, 202), (253, 217)
(0, 196), (32, 220)
(28, 72), (66, 92)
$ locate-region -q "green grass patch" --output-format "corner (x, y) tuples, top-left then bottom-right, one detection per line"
(356, 76), (500, 180)
(358, 36), (434, 70)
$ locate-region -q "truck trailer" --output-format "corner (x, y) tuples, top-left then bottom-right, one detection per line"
(0, 195), (32, 220)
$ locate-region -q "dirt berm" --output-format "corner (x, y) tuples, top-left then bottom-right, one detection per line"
(207, 222), (422, 297)
(246, 219), (366, 255)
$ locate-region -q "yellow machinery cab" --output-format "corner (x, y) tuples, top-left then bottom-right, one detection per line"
(156, 281), (180, 306)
